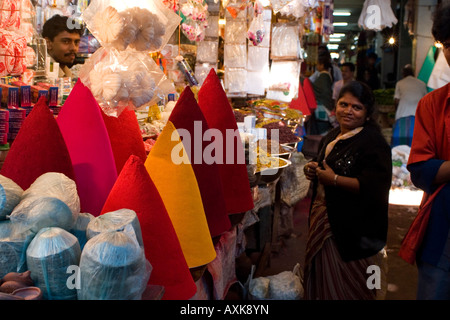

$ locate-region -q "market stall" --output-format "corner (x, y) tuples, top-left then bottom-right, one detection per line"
(0, 0), (324, 301)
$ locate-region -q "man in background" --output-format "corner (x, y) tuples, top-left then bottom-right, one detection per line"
(42, 14), (84, 78)
(332, 62), (355, 104)
(391, 64), (427, 147)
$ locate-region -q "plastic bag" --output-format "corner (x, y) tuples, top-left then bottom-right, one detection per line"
(247, 3), (265, 46)
(249, 263), (303, 300)
(26, 227), (81, 300)
(0, 175), (23, 220)
(86, 208), (144, 248)
(179, 0), (209, 42)
(79, 46), (174, 117)
(21, 172), (80, 218)
(70, 212), (95, 251)
(77, 229), (151, 300)
(82, 0), (181, 52)
(9, 196), (76, 234)
(280, 151), (310, 206)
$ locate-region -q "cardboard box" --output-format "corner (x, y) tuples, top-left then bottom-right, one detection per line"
(37, 82), (59, 106)
(7, 108), (26, 121)
(0, 84), (19, 108)
(11, 81), (32, 107)
(31, 85), (48, 103)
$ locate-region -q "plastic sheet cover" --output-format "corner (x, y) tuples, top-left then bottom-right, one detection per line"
(26, 227), (81, 300)
(77, 228), (151, 300)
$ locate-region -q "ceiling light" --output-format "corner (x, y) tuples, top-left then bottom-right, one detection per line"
(333, 11), (351, 16)
(388, 37), (395, 44)
(434, 41), (443, 48)
(327, 44), (339, 50)
(333, 22), (348, 26)
(330, 33), (345, 38)
(329, 38), (341, 42)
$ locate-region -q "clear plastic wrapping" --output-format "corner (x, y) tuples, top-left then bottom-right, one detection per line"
(21, 172), (80, 218)
(247, 45), (269, 71)
(79, 46), (174, 117)
(225, 67), (247, 93)
(224, 44), (247, 68)
(0, 175), (23, 220)
(70, 212), (95, 251)
(224, 19), (248, 44)
(270, 22), (301, 59)
(86, 209), (143, 248)
(26, 227), (81, 300)
(205, 14), (219, 38)
(77, 229), (151, 300)
(196, 40), (219, 64)
(82, 0), (181, 53)
(9, 196), (75, 235)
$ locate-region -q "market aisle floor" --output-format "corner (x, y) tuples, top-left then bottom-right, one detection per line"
(260, 195), (419, 300)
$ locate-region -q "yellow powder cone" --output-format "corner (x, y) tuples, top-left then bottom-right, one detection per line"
(144, 121), (216, 268)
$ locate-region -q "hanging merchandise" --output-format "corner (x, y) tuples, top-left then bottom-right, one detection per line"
(278, 0), (306, 19)
(225, 0), (249, 19)
(79, 47), (175, 117)
(321, 0), (333, 36)
(270, 22), (302, 60)
(179, 0), (209, 42)
(270, 0), (294, 14)
(82, 0), (181, 53)
(358, 0), (398, 31)
(247, 1), (265, 46)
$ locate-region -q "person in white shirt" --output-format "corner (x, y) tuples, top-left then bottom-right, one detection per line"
(391, 64), (428, 147)
(332, 62), (355, 104)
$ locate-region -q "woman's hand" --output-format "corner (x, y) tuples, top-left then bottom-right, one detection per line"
(304, 161), (319, 181)
(316, 160), (336, 186)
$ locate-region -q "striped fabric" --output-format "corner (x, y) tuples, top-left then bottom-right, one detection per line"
(391, 116), (415, 148)
(303, 184), (388, 300)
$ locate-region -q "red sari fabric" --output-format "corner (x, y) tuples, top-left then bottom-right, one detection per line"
(197, 69), (254, 214)
(101, 155), (197, 300)
(168, 86), (231, 237)
(1, 97), (75, 189)
(399, 83), (450, 264)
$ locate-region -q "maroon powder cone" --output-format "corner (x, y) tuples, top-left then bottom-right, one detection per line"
(197, 69), (254, 214)
(169, 86), (231, 237)
(101, 106), (147, 175)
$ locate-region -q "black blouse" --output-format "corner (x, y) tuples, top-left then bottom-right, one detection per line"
(311, 124), (392, 261)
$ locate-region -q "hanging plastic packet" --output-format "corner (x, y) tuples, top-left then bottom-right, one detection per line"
(79, 47), (175, 117)
(226, 0), (249, 19)
(82, 0), (181, 53)
(176, 55), (199, 86)
(247, 1), (265, 46)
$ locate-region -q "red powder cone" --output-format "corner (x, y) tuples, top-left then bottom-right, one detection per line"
(197, 69), (254, 214)
(168, 86), (231, 237)
(302, 77), (317, 111)
(101, 155), (197, 300)
(56, 79), (118, 216)
(0, 96), (75, 190)
(101, 106), (147, 175)
(289, 81), (311, 116)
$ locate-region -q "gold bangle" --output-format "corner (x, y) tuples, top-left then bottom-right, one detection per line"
(334, 174), (339, 187)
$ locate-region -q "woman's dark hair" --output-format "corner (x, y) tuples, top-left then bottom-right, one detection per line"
(337, 81), (379, 129)
(342, 62), (355, 72)
(432, 2), (450, 43)
(42, 14), (84, 41)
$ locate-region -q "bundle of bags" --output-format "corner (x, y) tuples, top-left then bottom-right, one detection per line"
(0, 172), (151, 300)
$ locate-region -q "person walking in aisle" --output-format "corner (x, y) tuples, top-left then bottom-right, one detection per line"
(303, 81), (392, 300)
(391, 64), (427, 147)
(332, 62), (355, 104)
(399, 2), (450, 300)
